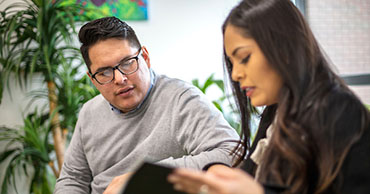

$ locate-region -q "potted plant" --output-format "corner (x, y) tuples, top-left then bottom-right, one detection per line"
(192, 74), (261, 137)
(0, 0), (96, 193)
(192, 74), (242, 133)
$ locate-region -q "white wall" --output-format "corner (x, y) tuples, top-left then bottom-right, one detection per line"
(128, 0), (240, 82)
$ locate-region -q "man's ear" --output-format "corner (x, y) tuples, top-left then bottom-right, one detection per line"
(87, 71), (99, 88)
(86, 71), (99, 89)
(87, 71), (93, 81)
(141, 46), (151, 68)
(87, 71), (97, 86)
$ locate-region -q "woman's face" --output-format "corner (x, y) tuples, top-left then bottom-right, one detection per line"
(224, 24), (283, 107)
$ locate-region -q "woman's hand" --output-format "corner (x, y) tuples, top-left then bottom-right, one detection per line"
(168, 165), (264, 194)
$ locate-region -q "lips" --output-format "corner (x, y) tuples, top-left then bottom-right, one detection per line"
(241, 86), (255, 97)
(115, 86), (134, 96)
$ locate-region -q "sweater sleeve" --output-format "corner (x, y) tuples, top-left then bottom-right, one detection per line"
(54, 115), (92, 194)
(156, 87), (240, 169)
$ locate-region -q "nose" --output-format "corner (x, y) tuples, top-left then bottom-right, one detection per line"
(113, 69), (127, 84)
(231, 64), (244, 82)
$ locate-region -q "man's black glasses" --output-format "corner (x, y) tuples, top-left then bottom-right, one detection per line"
(91, 48), (142, 85)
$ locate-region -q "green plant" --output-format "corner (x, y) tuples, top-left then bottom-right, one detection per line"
(0, 110), (54, 194)
(28, 61), (99, 137)
(0, 0), (89, 175)
(0, 64), (98, 194)
(56, 63), (99, 135)
(192, 74), (241, 133)
(0, 0), (97, 192)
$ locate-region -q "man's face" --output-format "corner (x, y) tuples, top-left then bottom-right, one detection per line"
(88, 38), (151, 113)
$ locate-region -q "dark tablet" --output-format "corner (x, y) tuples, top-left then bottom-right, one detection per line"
(121, 162), (186, 194)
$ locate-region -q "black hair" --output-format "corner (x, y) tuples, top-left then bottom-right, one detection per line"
(78, 16), (141, 71)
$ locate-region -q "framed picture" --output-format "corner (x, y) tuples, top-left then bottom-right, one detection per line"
(64, 0), (148, 20)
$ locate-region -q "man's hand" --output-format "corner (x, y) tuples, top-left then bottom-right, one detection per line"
(103, 172), (133, 194)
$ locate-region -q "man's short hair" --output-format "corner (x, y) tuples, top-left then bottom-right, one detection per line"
(78, 16), (141, 71)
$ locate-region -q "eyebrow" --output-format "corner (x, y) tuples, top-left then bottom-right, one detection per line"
(95, 66), (112, 73)
(231, 46), (252, 56)
(93, 53), (137, 73)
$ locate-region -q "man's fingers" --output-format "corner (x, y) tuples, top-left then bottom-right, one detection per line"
(103, 173), (133, 194)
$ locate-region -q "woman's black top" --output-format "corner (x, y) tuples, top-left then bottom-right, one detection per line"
(241, 93), (370, 194)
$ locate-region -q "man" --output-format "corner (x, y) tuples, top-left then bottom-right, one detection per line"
(54, 17), (239, 194)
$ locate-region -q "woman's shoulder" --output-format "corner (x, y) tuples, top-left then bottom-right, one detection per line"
(324, 85), (369, 136)
(325, 85), (362, 107)
(337, 120), (370, 193)
(329, 86), (370, 193)
(320, 85), (367, 121)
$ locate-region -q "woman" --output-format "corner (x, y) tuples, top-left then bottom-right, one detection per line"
(168, 0), (370, 193)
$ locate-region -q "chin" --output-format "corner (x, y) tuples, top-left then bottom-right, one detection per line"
(119, 102), (140, 112)
(251, 100), (266, 107)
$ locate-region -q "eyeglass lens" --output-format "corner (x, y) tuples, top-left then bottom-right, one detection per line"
(94, 57), (139, 84)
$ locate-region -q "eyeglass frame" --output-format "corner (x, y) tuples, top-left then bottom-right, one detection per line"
(90, 48), (142, 85)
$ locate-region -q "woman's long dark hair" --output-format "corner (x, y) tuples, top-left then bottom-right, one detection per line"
(223, 0), (369, 193)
